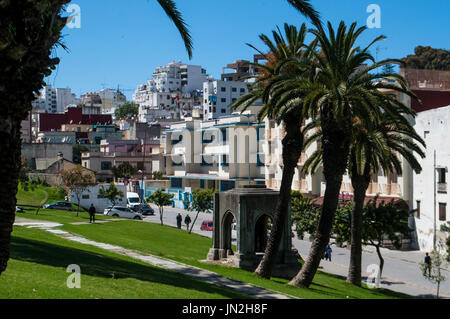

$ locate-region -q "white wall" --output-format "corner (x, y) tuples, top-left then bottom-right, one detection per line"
(70, 184), (128, 213)
(413, 105), (450, 252)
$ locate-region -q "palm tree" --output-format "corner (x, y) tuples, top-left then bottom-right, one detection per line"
(302, 111), (425, 286)
(0, 0), (192, 276)
(266, 21), (420, 288)
(230, 23), (317, 278)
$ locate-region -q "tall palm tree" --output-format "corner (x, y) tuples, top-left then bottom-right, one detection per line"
(302, 110), (425, 286)
(0, 0), (192, 276)
(266, 21), (419, 287)
(230, 23), (317, 278)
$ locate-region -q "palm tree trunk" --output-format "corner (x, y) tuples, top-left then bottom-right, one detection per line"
(289, 132), (349, 288)
(0, 116), (22, 276)
(254, 121), (303, 278)
(346, 173), (370, 286)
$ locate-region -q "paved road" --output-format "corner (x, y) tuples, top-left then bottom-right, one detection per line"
(144, 205), (450, 298)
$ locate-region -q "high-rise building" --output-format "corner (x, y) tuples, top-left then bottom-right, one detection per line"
(32, 85), (79, 113)
(133, 62), (209, 122)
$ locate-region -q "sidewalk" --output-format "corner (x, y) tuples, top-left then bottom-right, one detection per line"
(14, 218), (293, 300)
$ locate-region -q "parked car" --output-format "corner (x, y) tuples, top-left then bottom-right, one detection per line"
(200, 220), (213, 231)
(137, 204), (155, 216)
(44, 201), (73, 211)
(104, 206), (143, 220)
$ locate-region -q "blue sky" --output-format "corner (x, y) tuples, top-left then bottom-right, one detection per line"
(49, 0), (450, 100)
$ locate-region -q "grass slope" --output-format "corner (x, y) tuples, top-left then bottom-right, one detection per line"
(61, 221), (412, 299)
(0, 226), (248, 299)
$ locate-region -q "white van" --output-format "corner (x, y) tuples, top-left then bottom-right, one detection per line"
(127, 192), (141, 210)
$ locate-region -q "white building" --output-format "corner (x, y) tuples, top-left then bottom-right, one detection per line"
(70, 183), (128, 213)
(202, 80), (249, 120)
(412, 105), (450, 252)
(133, 62), (209, 122)
(32, 86), (79, 113)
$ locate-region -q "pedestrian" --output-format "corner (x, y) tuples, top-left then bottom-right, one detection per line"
(88, 203), (96, 224)
(184, 214), (192, 231)
(176, 213), (182, 229)
(325, 244), (332, 261)
(424, 252), (432, 276)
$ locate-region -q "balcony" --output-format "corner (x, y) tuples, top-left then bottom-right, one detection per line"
(438, 182), (447, 193)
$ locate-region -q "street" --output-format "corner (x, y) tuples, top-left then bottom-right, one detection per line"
(143, 204), (450, 298)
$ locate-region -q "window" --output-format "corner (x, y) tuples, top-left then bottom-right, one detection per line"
(439, 203), (447, 221)
(137, 162), (144, 170)
(213, 107), (216, 113)
(101, 161), (112, 170)
(232, 98), (237, 102)
(221, 87), (226, 92)
(240, 88), (245, 93)
(171, 178), (183, 189)
(438, 168), (446, 184)
(82, 194), (90, 199)
(221, 109), (226, 114)
(232, 87), (237, 92)
(416, 200), (421, 219)
(221, 98), (226, 103)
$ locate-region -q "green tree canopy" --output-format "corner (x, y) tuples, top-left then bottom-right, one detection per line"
(147, 189), (174, 225)
(114, 102), (139, 120)
(99, 183), (124, 213)
(186, 188), (215, 234)
(59, 166), (95, 216)
(112, 163), (138, 181)
(402, 46), (450, 71)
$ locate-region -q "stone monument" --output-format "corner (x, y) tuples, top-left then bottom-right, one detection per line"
(207, 185), (301, 278)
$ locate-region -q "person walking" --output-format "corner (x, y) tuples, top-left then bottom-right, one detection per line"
(184, 214), (192, 231)
(88, 204), (96, 224)
(176, 213), (182, 229)
(325, 244), (332, 261)
(424, 252), (432, 276)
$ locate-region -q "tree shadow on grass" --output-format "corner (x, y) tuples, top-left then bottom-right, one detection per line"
(10, 236), (247, 299)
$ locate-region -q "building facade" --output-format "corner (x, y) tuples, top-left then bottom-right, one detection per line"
(412, 105), (450, 252)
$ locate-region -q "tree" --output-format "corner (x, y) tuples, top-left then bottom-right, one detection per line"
(114, 102), (139, 120)
(291, 191), (320, 240)
(230, 22), (318, 279)
(153, 171), (168, 180)
(441, 222), (450, 262)
(60, 166), (95, 216)
(301, 112), (425, 286)
(73, 144), (90, 164)
(147, 189), (174, 225)
(112, 163), (138, 182)
(362, 197), (412, 284)
(0, 0), (192, 276)
(99, 183), (124, 215)
(186, 188), (215, 234)
(420, 245), (447, 299)
(402, 46), (450, 71)
(275, 21), (419, 288)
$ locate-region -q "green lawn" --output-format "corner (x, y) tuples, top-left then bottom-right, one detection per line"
(16, 184), (115, 224)
(60, 221), (412, 299)
(13, 184), (412, 299)
(1, 226), (249, 299)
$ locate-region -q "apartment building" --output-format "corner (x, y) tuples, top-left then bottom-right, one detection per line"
(32, 85), (79, 114)
(82, 139), (164, 183)
(202, 80), (249, 120)
(133, 62), (209, 122)
(161, 112), (265, 208)
(412, 105), (450, 252)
